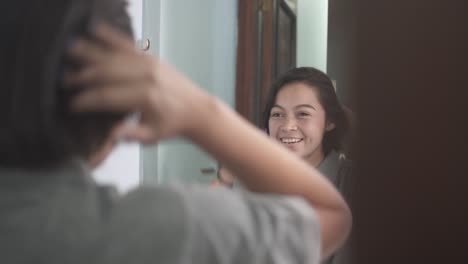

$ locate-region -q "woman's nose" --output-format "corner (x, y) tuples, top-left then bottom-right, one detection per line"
(281, 117), (298, 131)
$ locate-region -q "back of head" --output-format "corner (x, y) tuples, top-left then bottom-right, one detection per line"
(0, 0), (133, 169)
(262, 67), (349, 155)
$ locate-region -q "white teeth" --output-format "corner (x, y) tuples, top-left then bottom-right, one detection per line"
(280, 138), (302, 144)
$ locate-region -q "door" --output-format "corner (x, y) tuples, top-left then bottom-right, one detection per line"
(140, 0), (238, 185)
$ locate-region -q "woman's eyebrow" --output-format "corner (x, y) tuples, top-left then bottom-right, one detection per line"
(295, 104), (316, 111)
(272, 104), (285, 110)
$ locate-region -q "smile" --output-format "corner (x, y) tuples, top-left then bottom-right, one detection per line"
(280, 137), (303, 144)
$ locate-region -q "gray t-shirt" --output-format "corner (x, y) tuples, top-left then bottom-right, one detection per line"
(318, 151), (352, 264)
(0, 159), (320, 264)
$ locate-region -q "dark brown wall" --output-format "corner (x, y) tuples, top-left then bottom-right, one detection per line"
(327, 0), (357, 110)
(347, 1), (468, 263)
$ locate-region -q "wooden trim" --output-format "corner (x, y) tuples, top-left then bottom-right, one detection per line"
(258, 0), (275, 125)
(235, 0), (259, 123)
(277, 0), (296, 73)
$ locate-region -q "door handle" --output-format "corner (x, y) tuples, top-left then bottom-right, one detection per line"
(200, 167), (217, 176)
(136, 38), (151, 51)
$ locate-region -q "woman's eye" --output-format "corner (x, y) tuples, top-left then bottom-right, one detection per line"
(270, 112), (283, 118)
(297, 112), (310, 117)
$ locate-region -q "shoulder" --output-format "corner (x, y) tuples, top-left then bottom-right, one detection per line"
(174, 186), (321, 263)
(332, 152), (352, 185)
(335, 154), (353, 203)
(97, 185), (190, 263)
(115, 184), (185, 215)
(320, 151), (353, 199)
(320, 151), (352, 183)
(338, 153), (352, 177)
(108, 185), (190, 236)
(98, 184), (321, 263)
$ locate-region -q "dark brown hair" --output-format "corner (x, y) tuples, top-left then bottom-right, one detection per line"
(0, 0), (133, 168)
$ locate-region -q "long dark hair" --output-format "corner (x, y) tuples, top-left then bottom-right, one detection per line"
(262, 67), (349, 155)
(0, 0), (133, 168)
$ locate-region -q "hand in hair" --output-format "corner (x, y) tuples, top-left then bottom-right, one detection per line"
(65, 23), (210, 144)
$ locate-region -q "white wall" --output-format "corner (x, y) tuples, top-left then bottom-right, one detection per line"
(159, 0), (237, 105)
(296, 0), (328, 72)
(92, 0), (143, 193)
(140, 0), (237, 184)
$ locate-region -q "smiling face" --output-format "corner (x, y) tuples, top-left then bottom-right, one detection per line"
(268, 82), (335, 166)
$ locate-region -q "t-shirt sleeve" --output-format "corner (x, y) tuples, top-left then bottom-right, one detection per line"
(177, 186), (321, 264)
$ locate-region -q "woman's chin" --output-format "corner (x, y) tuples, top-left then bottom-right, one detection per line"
(283, 143), (302, 154)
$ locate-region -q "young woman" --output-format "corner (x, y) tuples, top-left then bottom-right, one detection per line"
(0, 1), (350, 263)
(263, 67), (353, 264)
(263, 67), (352, 200)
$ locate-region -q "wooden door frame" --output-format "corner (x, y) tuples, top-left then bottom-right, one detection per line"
(235, 0), (276, 126)
(235, 0), (296, 126)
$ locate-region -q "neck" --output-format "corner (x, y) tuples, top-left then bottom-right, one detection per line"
(305, 148), (325, 167)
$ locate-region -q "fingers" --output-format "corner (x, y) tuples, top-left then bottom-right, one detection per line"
(65, 26), (155, 88)
(63, 58), (150, 87)
(66, 22), (140, 82)
(93, 23), (136, 52)
(68, 38), (108, 64)
(70, 84), (152, 113)
(116, 124), (157, 144)
(63, 65), (100, 86)
(64, 22), (158, 110)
